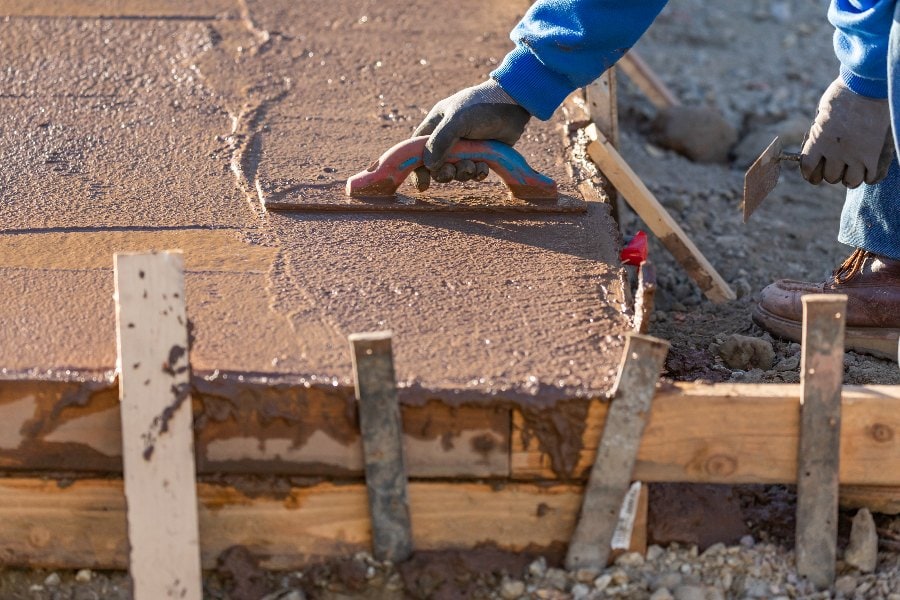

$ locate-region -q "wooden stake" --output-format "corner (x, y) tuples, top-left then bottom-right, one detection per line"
(796, 294), (847, 588)
(634, 261), (657, 334)
(585, 69), (621, 224)
(618, 51), (681, 110)
(566, 334), (669, 570)
(350, 331), (413, 562)
(585, 124), (736, 303)
(114, 251), (201, 600)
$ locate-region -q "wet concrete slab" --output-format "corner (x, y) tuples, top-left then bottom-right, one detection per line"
(0, 0), (631, 402)
(0, 1), (237, 18)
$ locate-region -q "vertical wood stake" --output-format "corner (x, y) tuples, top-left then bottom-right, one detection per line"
(566, 334), (669, 570)
(114, 251), (201, 600)
(350, 331), (413, 562)
(585, 69), (620, 224)
(796, 294), (847, 588)
(634, 262), (657, 334)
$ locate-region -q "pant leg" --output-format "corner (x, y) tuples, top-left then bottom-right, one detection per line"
(838, 0), (900, 260)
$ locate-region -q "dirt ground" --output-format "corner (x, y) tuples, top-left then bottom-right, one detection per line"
(2, 0), (899, 598)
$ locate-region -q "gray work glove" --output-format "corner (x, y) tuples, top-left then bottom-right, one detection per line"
(801, 78), (893, 189)
(411, 79), (531, 191)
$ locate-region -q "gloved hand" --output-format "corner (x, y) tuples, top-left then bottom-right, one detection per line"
(801, 78), (893, 189)
(411, 79), (531, 191)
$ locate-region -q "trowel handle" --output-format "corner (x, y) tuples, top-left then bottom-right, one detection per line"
(346, 136), (557, 200)
(780, 151), (801, 163)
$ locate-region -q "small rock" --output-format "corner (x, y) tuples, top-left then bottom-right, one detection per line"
(593, 574), (612, 591)
(615, 551), (645, 567)
(501, 579), (526, 600)
(844, 507), (878, 573)
(653, 105), (738, 163)
(528, 557), (547, 578)
(75, 569), (93, 583)
(834, 574), (858, 596)
(647, 545), (665, 562)
(44, 573), (61, 587)
(571, 583), (591, 600)
(610, 568), (629, 585)
(673, 584), (706, 600)
(28, 585), (44, 593)
(651, 588), (675, 600)
(740, 535), (756, 548)
(544, 567), (568, 591)
(656, 572), (683, 590)
(718, 335), (775, 370)
(731, 116), (809, 169)
(700, 543), (726, 558)
(574, 568), (599, 583)
(774, 355), (800, 372)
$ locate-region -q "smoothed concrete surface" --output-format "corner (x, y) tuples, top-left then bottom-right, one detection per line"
(0, 0), (630, 401)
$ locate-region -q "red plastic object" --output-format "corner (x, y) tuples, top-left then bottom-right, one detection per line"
(620, 231), (649, 266)
(346, 136), (557, 201)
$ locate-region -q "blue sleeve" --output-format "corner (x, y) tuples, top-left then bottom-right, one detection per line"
(490, 0), (668, 120)
(829, 0), (896, 98)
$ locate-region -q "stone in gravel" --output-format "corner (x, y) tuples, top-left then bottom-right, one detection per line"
(529, 557), (547, 578)
(544, 567), (569, 591)
(575, 568), (599, 583)
(647, 545), (665, 562)
(615, 551), (645, 567)
(718, 335), (775, 370)
(844, 508), (878, 573)
(655, 572), (683, 590)
(260, 592), (305, 600)
(500, 579), (526, 599)
(774, 355), (800, 372)
(673, 584), (706, 600)
(593, 573), (612, 591)
(75, 569), (92, 583)
(610, 568), (629, 585)
(834, 574), (858, 596)
(740, 535), (756, 548)
(571, 582), (591, 599)
(652, 105), (738, 163)
(651, 589), (675, 600)
(43, 573), (60, 587)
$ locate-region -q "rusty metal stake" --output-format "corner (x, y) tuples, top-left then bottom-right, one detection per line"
(350, 331), (413, 562)
(566, 333), (669, 570)
(796, 294), (847, 588)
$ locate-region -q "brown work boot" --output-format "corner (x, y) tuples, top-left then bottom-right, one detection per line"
(752, 248), (900, 359)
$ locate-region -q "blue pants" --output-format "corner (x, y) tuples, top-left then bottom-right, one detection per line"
(839, 3), (900, 260)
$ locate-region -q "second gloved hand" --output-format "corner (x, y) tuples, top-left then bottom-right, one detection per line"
(411, 79), (531, 191)
(801, 78), (893, 189)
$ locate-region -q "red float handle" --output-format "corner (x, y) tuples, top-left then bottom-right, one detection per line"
(346, 136), (557, 201)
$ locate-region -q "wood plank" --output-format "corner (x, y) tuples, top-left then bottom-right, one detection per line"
(618, 52), (681, 110)
(796, 295), (847, 588)
(840, 485), (900, 515)
(349, 331), (413, 562)
(114, 251), (201, 600)
(0, 379), (510, 478)
(584, 124), (735, 303)
(585, 70), (619, 146)
(567, 334), (668, 569)
(512, 383), (900, 485)
(0, 479), (582, 570)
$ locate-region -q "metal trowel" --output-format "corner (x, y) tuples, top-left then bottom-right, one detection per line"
(742, 136), (800, 223)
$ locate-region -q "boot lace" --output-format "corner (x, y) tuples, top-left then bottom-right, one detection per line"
(832, 248), (869, 284)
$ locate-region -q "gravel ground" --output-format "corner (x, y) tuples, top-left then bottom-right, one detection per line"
(3, 1), (898, 598)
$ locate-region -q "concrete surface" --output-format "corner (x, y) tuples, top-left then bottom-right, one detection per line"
(0, 0), (630, 401)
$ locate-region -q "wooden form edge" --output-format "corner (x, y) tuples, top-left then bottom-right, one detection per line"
(114, 251), (201, 600)
(618, 51), (681, 110)
(511, 382), (900, 487)
(584, 123), (736, 303)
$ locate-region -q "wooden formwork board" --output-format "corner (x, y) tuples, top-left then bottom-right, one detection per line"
(0, 478), (645, 570)
(0, 380), (509, 478)
(512, 383), (900, 487)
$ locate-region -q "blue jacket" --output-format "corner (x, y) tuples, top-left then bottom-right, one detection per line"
(491, 0), (895, 120)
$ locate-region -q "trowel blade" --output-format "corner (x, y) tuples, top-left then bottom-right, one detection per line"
(742, 136), (784, 223)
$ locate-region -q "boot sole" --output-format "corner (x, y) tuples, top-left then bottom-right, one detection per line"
(752, 305), (900, 361)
